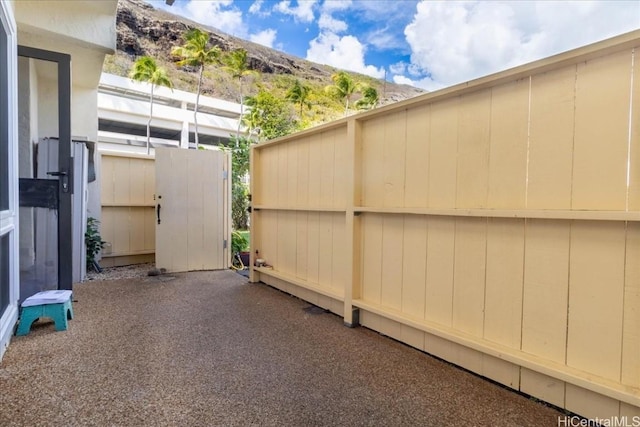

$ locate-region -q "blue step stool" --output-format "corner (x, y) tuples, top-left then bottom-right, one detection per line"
(16, 290), (74, 336)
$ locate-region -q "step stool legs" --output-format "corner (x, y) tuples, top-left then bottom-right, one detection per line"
(16, 299), (74, 336)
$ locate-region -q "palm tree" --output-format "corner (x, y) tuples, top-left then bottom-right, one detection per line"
(129, 56), (173, 155)
(285, 80), (312, 119)
(324, 71), (358, 116)
(222, 49), (256, 142)
(355, 85), (379, 111)
(171, 28), (221, 149)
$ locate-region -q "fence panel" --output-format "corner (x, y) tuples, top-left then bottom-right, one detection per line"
(251, 31), (640, 419)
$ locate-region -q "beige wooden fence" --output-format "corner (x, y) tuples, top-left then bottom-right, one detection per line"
(250, 31), (640, 420)
(100, 152), (156, 267)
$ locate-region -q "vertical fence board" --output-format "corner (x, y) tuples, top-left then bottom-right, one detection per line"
(296, 211), (308, 280)
(456, 90), (491, 209)
(286, 142), (298, 207)
(380, 214), (403, 311)
(484, 218), (524, 347)
(487, 80), (529, 209)
(296, 140), (310, 207)
(527, 66), (575, 209)
(332, 128), (348, 208)
(425, 217), (455, 326)
(382, 112), (406, 208)
(572, 51), (632, 210)
(521, 220), (570, 363)
(401, 215), (427, 319)
(331, 213), (346, 295)
(452, 217), (487, 336)
(307, 134), (322, 207)
(428, 97), (458, 208)
(362, 214), (383, 305)
(317, 213), (333, 287)
(404, 105), (430, 208)
(319, 132), (336, 207)
(630, 58), (640, 211)
(622, 222), (640, 387)
(277, 145), (289, 206)
(361, 119), (385, 207)
(306, 211), (320, 284)
(567, 221), (625, 380)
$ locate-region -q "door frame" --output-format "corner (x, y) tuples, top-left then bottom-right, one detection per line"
(0, 0), (18, 359)
(17, 45), (73, 290)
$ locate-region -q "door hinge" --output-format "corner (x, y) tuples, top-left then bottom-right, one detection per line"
(222, 170), (228, 180)
(223, 239), (228, 249)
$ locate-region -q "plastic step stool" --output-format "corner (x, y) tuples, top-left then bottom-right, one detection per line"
(16, 290), (74, 336)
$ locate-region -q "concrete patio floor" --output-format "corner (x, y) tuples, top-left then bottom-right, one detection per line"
(0, 270), (564, 426)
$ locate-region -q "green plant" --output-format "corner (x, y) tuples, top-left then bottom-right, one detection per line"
(85, 217), (105, 269)
(231, 230), (249, 254)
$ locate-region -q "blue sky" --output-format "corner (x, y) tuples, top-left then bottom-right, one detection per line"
(147, 0), (640, 90)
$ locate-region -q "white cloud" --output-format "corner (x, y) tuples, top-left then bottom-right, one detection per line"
(249, 0), (267, 15)
(318, 13), (348, 32)
(174, 1), (245, 37)
(306, 32), (385, 78)
(250, 29), (278, 48)
(321, 0), (352, 13)
(274, 0), (318, 23)
(404, 0), (640, 89)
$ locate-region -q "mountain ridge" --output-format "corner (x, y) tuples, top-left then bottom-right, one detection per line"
(104, 0), (425, 126)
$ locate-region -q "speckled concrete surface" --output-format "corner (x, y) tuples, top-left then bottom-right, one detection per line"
(0, 270), (563, 426)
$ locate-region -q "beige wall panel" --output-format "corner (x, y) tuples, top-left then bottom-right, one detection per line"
(425, 216), (455, 326)
(206, 153), (223, 268)
(380, 214), (404, 311)
(112, 208), (130, 255)
(401, 215), (427, 319)
(482, 356), (520, 389)
(286, 143), (298, 207)
(522, 220), (570, 363)
(259, 210), (278, 269)
(428, 97), (458, 208)
(404, 105), (430, 208)
(382, 111), (407, 208)
(361, 214), (383, 304)
(331, 214), (346, 295)
(101, 156), (115, 204)
(307, 134), (323, 207)
(277, 145), (289, 206)
(452, 217), (487, 336)
(277, 210), (297, 276)
(520, 369), (566, 408)
(101, 208), (115, 249)
(168, 152), (189, 272)
(319, 131), (336, 207)
(456, 90), (491, 209)
(565, 384), (621, 421)
(572, 50), (632, 210)
(527, 66), (575, 209)
(154, 151), (171, 268)
(296, 140), (310, 207)
(622, 222), (640, 387)
(487, 80), (529, 209)
(128, 209), (146, 253)
(143, 207), (155, 250)
(484, 218), (524, 347)
(453, 345), (483, 374)
(361, 119), (385, 207)
(128, 158), (147, 204)
(306, 211), (320, 285)
(363, 312), (403, 342)
(424, 332), (456, 363)
(113, 158), (131, 205)
(143, 159), (155, 204)
(187, 155), (205, 270)
(567, 221), (625, 380)
(264, 148), (279, 206)
(296, 212), (308, 280)
(630, 56), (640, 211)
(620, 402), (640, 418)
(317, 213), (334, 288)
(331, 128), (348, 208)
(401, 325), (425, 351)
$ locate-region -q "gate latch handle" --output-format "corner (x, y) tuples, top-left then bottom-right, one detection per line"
(157, 203), (161, 224)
